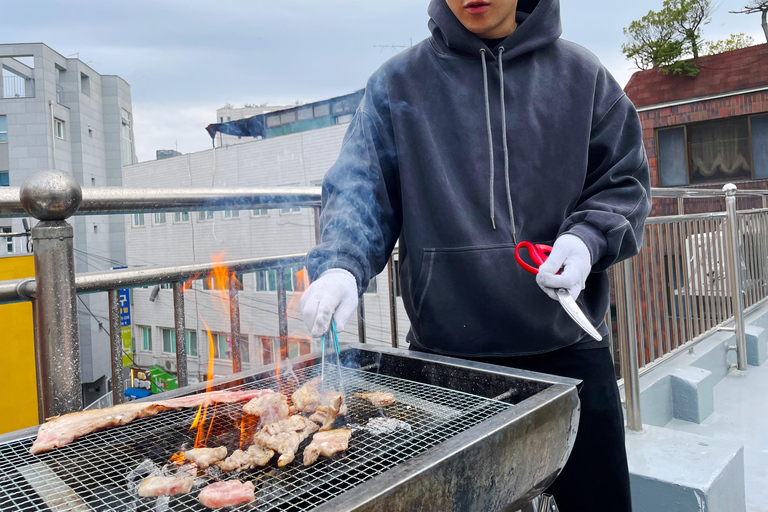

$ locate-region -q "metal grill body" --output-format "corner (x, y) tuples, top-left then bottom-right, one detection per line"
(0, 345), (579, 512)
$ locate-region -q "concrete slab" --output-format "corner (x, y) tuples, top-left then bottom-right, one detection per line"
(745, 325), (767, 366)
(670, 366), (715, 424)
(626, 425), (745, 512)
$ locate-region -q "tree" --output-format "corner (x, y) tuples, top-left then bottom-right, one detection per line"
(702, 33), (755, 54)
(622, 9), (685, 70)
(730, 1), (768, 42)
(666, 0), (717, 58)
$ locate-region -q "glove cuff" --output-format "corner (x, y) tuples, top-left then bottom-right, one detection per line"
(318, 268), (357, 287)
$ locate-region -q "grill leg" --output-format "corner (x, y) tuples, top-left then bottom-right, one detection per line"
(517, 494), (559, 512)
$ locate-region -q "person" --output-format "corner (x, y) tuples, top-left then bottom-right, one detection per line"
(301, 0), (651, 510)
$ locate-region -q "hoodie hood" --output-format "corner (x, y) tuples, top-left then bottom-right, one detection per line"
(428, 0), (562, 60)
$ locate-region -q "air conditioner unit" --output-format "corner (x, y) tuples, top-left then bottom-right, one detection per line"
(164, 359), (177, 372)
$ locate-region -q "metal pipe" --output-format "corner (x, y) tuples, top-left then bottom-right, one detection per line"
(276, 268), (288, 358)
(387, 258), (399, 348)
(0, 187), (321, 217)
(0, 253), (308, 304)
(173, 282), (188, 388)
(677, 197), (684, 215)
(21, 171), (84, 417)
(107, 290), (124, 405)
(620, 258), (643, 431)
(357, 296), (366, 344)
(313, 206), (322, 245)
(229, 274), (242, 373)
(724, 184), (748, 370)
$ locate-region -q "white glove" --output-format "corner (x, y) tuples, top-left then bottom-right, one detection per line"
(300, 268), (359, 337)
(535, 234), (592, 300)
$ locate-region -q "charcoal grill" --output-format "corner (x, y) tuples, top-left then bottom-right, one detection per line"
(0, 344), (580, 512)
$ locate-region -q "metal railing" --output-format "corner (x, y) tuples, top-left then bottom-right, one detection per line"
(2, 75), (34, 99)
(0, 170), (336, 421)
(616, 184), (766, 430)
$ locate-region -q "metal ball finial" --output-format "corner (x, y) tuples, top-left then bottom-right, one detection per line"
(20, 170), (82, 220)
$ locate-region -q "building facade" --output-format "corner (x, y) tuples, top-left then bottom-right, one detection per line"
(0, 43), (137, 406)
(624, 43), (768, 216)
(124, 103), (410, 384)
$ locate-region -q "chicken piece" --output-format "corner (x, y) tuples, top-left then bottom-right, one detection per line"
(308, 394), (342, 431)
(254, 415), (319, 467)
(303, 429), (352, 466)
(183, 446), (228, 469)
(242, 392), (290, 424)
(354, 391), (396, 407)
(198, 480), (255, 508)
(291, 378), (322, 413)
(30, 389), (272, 454)
(137, 475), (194, 497)
(216, 444), (274, 471)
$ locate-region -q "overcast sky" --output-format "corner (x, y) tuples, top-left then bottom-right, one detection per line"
(3, 0), (765, 162)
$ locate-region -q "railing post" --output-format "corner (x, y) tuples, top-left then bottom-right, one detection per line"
(387, 257), (399, 348)
(20, 170), (83, 417)
(173, 282), (188, 387)
(620, 258), (643, 431)
(107, 290), (125, 405)
(229, 274), (242, 373)
(677, 197), (685, 215)
(276, 267), (288, 358)
(723, 184), (748, 370)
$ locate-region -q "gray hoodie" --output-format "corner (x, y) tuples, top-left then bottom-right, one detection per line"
(307, 0), (651, 356)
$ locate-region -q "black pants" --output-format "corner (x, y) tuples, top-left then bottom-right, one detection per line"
(411, 345), (632, 512)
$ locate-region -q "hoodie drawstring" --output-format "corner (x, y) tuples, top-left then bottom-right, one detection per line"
(479, 49), (496, 230)
(480, 47), (517, 243)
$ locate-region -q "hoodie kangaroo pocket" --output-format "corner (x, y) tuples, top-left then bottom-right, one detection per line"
(411, 244), (584, 356)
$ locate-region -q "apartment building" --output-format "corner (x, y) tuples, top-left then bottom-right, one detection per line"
(124, 95), (409, 384)
(0, 43), (136, 405)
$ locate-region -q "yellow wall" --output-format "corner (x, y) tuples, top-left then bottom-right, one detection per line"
(0, 255), (38, 434)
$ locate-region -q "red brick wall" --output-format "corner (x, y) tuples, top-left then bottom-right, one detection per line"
(637, 90), (768, 216)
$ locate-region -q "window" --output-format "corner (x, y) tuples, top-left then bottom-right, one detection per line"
(174, 212), (190, 223)
(314, 104), (330, 118)
(255, 269), (277, 292)
(139, 326), (152, 351)
(121, 108), (134, 166)
(223, 210), (239, 219)
(207, 332), (232, 360)
(239, 336), (250, 363)
(153, 212), (166, 225)
(280, 111), (297, 124)
(227, 116), (231, 122)
(657, 114), (768, 187)
(252, 209), (269, 217)
(0, 115), (7, 142)
(162, 328), (176, 354)
(132, 213), (145, 227)
(199, 211), (214, 221)
(0, 172), (8, 187)
(80, 73), (90, 96)
(1, 227), (12, 254)
(54, 118), (65, 140)
(186, 331), (198, 356)
(261, 336), (276, 365)
(336, 114), (354, 124)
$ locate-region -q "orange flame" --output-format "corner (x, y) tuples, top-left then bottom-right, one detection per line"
(170, 452), (187, 465)
(183, 272), (201, 291)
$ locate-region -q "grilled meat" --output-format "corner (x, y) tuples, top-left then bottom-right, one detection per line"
(137, 475), (194, 497)
(291, 377), (323, 413)
(254, 415), (319, 466)
(184, 446), (228, 469)
(216, 445), (274, 471)
(242, 392), (290, 424)
(198, 480), (255, 508)
(308, 393), (342, 431)
(303, 429), (352, 466)
(354, 391), (396, 407)
(30, 389), (272, 454)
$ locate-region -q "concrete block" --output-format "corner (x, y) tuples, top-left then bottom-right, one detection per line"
(627, 425), (745, 512)
(639, 374), (674, 427)
(745, 325), (767, 366)
(671, 367), (715, 423)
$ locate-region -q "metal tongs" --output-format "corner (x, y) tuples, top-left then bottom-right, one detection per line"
(319, 319), (346, 399)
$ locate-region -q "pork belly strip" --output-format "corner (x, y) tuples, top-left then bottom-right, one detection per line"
(198, 480), (255, 508)
(354, 391), (396, 407)
(137, 475), (195, 497)
(30, 389), (272, 454)
(184, 446), (228, 469)
(216, 445), (274, 471)
(254, 415), (319, 467)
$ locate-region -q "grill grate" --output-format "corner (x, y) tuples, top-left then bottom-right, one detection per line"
(0, 365), (511, 511)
